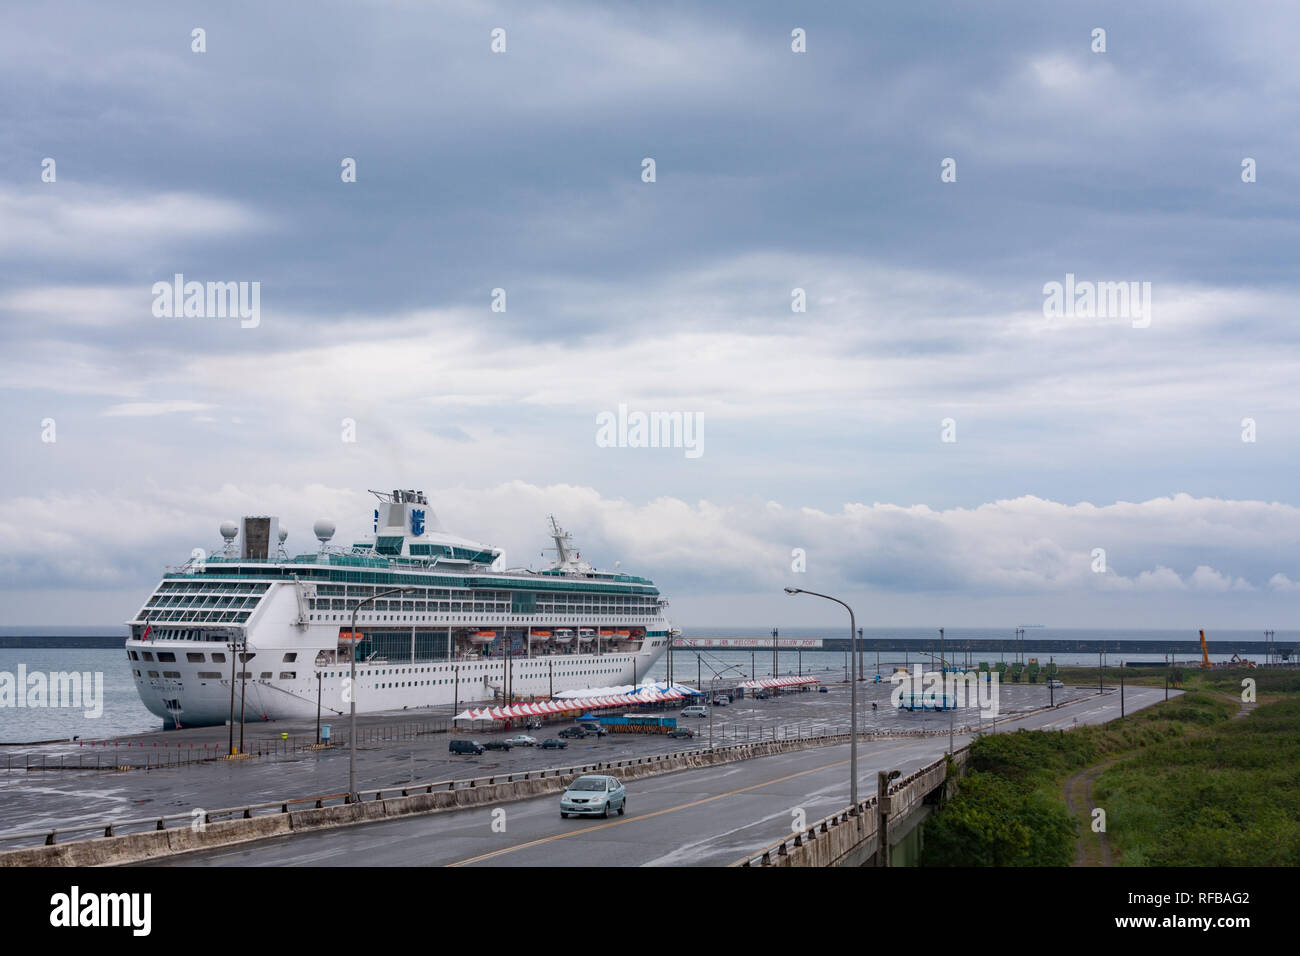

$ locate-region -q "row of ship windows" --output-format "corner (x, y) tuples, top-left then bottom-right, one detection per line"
(138, 664), (630, 683)
(156, 582), (270, 594)
(129, 650), (299, 664)
(309, 614), (652, 623)
(136, 670), (294, 680)
(129, 653), (640, 671)
(137, 612), (252, 625)
(309, 598), (652, 612)
(143, 671), (629, 686)
(146, 595), (262, 609)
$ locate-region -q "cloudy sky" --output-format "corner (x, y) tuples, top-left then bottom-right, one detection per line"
(3, 1), (1299, 630)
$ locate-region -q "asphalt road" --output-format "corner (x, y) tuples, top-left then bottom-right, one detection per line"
(163, 685), (1172, 867)
(0, 677), (1092, 839)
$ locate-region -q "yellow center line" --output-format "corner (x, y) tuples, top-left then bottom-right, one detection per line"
(446, 740), (917, 867)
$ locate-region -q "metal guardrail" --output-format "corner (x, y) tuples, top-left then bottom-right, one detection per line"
(734, 745), (971, 867)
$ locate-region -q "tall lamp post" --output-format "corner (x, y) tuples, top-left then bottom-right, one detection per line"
(785, 587), (859, 806)
(703, 661), (748, 751)
(348, 586), (413, 802)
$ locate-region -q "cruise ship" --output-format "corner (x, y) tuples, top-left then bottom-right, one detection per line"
(125, 490), (676, 727)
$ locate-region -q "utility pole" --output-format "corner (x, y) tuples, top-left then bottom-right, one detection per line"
(1120, 667), (1125, 718)
(316, 672), (322, 745)
(857, 627), (864, 681)
(227, 638), (239, 755)
(238, 644), (248, 756)
(772, 628), (779, 678)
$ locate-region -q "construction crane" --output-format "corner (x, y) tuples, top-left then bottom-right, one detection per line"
(1199, 629), (1211, 669)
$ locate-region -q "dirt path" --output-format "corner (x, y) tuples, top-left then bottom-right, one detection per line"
(1065, 757), (1122, 866)
(1066, 691), (1255, 866)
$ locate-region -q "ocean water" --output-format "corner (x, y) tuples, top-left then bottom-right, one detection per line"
(1, 628), (1285, 742)
(0, 648), (156, 743)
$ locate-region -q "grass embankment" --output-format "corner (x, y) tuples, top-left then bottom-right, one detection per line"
(1095, 679), (1300, 865)
(920, 683), (1261, 866)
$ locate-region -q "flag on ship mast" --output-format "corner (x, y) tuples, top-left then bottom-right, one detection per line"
(142, 623), (152, 641)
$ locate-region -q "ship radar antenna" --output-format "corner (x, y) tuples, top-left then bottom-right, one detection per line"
(276, 526), (289, 560)
(219, 521), (238, 557)
(313, 518), (336, 555)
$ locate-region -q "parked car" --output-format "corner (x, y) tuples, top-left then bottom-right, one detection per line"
(539, 738), (568, 750)
(448, 739), (484, 755)
(482, 740), (512, 751)
(753, 689), (771, 700)
(577, 723), (608, 737)
(711, 697), (729, 707)
(1048, 679), (1064, 689)
(560, 774), (627, 818)
(504, 735), (537, 747)
(818, 685), (829, 693)
(681, 705), (709, 717)
(558, 725), (589, 739)
(667, 727), (695, 739)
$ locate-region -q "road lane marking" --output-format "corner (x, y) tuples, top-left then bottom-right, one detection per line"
(446, 742), (917, 867)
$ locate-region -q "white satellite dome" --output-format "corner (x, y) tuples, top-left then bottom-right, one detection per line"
(313, 519), (336, 543)
(278, 527), (288, 543)
(219, 521), (238, 540)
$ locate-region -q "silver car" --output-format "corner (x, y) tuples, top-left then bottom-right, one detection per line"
(560, 774), (627, 819)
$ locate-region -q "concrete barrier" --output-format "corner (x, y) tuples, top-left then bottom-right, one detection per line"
(736, 747), (971, 867)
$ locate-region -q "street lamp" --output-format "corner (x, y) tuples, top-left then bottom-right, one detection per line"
(348, 586), (414, 802)
(785, 587), (859, 806)
(702, 660), (748, 751)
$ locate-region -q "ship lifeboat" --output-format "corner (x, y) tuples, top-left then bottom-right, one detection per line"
(599, 628), (615, 637)
(532, 630), (553, 641)
(554, 628), (574, 645)
(615, 630), (632, 638)
(470, 630), (497, 645)
(577, 628), (595, 643)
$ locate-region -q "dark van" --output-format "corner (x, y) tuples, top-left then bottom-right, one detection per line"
(449, 739), (485, 755)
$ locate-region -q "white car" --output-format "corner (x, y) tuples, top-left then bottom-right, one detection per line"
(1047, 679), (1064, 689)
(504, 734), (537, 747)
(560, 774), (627, 818)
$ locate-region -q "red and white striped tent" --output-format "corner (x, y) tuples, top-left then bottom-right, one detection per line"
(454, 687), (686, 722)
(739, 676), (821, 689)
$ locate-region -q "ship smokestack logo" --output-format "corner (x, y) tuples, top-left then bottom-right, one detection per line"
(410, 508), (426, 536)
